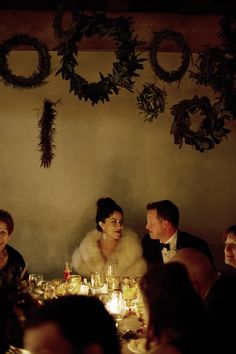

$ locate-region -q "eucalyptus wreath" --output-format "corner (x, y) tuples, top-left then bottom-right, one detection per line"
(54, 11), (145, 105)
(136, 83), (167, 122)
(189, 47), (234, 93)
(219, 14), (236, 53)
(149, 29), (191, 83)
(0, 33), (51, 88)
(53, 0), (81, 40)
(170, 95), (230, 152)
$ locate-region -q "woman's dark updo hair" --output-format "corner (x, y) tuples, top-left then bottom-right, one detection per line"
(96, 198), (123, 231)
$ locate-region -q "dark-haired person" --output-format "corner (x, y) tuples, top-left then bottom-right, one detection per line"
(0, 287), (37, 353)
(140, 262), (209, 354)
(223, 224), (236, 269)
(0, 209), (28, 289)
(170, 247), (236, 354)
(142, 200), (214, 266)
(72, 198), (146, 278)
(24, 295), (121, 354)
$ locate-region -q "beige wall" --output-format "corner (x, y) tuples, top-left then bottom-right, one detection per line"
(0, 50), (235, 278)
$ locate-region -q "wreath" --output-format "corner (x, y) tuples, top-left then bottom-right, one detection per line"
(189, 47), (233, 93)
(170, 95), (230, 152)
(0, 33), (51, 88)
(53, 0), (81, 40)
(149, 29), (191, 83)
(54, 11), (145, 105)
(136, 83), (167, 122)
(219, 14), (236, 53)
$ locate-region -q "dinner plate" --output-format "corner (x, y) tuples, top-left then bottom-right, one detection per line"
(9, 346), (31, 354)
(127, 338), (147, 354)
(118, 315), (142, 333)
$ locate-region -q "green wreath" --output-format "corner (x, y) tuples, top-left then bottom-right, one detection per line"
(54, 12), (145, 105)
(189, 47), (233, 93)
(53, 0), (80, 40)
(0, 33), (51, 88)
(219, 14), (236, 53)
(189, 46), (236, 119)
(170, 95), (230, 152)
(149, 29), (191, 83)
(137, 83), (167, 122)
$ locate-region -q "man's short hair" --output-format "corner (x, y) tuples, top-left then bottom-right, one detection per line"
(147, 200), (179, 228)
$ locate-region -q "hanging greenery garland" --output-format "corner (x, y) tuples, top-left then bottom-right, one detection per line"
(149, 29), (191, 83)
(54, 11), (145, 105)
(136, 83), (167, 122)
(38, 99), (59, 168)
(170, 95), (230, 152)
(0, 33), (51, 88)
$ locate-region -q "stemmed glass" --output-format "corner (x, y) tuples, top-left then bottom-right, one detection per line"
(121, 276), (138, 314)
(28, 273), (44, 289)
(91, 272), (104, 294)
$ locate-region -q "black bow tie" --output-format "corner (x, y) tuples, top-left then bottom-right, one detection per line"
(160, 242), (170, 251)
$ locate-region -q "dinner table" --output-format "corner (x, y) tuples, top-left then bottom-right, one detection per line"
(28, 273), (148, 354)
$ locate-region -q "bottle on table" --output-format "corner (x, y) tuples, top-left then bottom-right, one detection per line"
(64, 261), (72, 280)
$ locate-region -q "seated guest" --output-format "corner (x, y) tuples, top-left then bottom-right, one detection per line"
(142, 200), (214, 266)
(140, 262), (209, 354)
(0, 287), (37, 353)
(223, 224), (236, 269)
(170, 247), (236, 354)
(0, 209), (28, 289)
(24, 295), (121, 354)
(72, 197), (147, 278)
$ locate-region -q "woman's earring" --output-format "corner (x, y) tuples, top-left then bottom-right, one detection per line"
(102, 233), (107, 240)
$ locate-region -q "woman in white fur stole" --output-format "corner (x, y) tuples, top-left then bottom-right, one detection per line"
(72, 197), (147, 279)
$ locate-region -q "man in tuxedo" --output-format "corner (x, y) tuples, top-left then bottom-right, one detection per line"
(142, 199), (214, 265)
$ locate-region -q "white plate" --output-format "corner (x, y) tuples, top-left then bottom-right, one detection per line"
(119, 315), (142, 333)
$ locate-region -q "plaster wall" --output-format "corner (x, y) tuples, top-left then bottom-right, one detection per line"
(0, 51), (235, 278)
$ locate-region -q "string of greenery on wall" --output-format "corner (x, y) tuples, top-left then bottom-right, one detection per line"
(38, 99), (59, 168)
(0, 0), (235, 159)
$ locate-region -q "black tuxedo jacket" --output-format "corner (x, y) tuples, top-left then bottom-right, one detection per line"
(142, 230), (214, 266)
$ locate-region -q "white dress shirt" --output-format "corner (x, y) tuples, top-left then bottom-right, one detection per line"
(161, 231), (178, 263)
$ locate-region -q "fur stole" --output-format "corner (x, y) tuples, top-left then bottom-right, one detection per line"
(72, 228), (147, 278)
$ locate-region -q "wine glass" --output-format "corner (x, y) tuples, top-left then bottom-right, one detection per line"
(91, 272), (104, 294)
(28, 273), (44, 290)
(121, 276), (138, 315)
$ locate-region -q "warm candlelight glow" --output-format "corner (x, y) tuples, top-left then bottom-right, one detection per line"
(105, 291), (126, 319)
